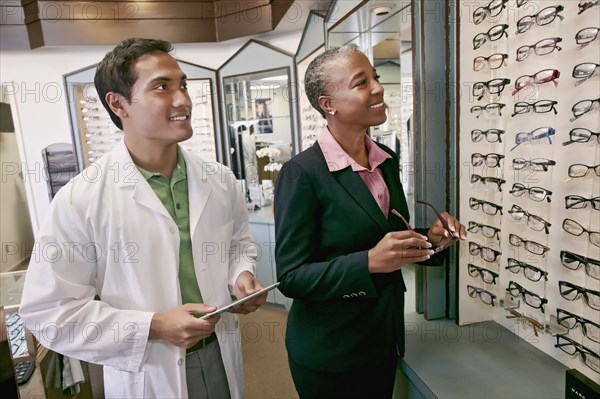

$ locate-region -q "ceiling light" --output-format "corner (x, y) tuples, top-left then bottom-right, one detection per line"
(370, 5), (392, 16)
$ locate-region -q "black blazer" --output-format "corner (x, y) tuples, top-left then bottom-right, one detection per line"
(274, 141), (444, 373)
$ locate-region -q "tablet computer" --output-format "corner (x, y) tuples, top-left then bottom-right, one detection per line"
(200, 282), (280, 319)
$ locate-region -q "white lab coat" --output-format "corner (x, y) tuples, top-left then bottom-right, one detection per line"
(19, 141), (257, 398)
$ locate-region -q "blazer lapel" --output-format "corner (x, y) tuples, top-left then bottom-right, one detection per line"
(333, 167), (390, 234)
(379, 156), (409, 223)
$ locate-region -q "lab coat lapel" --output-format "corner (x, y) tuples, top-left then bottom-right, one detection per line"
(333, 167), (390, 234)
(112, 141), (172, 221)
(182, 150), (212, 237)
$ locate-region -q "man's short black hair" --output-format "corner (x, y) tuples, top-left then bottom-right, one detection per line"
(94, 38), (174, 130)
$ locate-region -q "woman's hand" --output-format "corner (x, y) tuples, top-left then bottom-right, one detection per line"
(427, 212), (467, 251)
(368, 230), (434, 273)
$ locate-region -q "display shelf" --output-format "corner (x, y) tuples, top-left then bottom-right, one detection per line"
(458, 0), (600, 380)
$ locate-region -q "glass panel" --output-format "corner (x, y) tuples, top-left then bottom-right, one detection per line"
(223, 69), (293, 204)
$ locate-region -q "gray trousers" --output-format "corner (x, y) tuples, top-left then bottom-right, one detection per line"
(185, 341), (231, 399)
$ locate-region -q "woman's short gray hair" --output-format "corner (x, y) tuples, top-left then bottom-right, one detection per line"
(304, 44), (364, 118)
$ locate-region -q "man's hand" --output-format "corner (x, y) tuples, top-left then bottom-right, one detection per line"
(149, 303), (219, 349)
(230, 271), (267, 314)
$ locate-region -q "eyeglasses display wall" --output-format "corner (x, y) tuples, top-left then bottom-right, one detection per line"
(64, 62), (220, 171)
(458, 0), (599, 379)
(297, 47), (327, 152)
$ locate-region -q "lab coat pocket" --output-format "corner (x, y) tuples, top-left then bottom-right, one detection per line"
(103, 367), (145, 398)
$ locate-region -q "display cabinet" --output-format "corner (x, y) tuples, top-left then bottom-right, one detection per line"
(64, 60), (221, 171)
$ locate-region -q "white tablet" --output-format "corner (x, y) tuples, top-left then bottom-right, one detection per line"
(200, 282), (280, 319)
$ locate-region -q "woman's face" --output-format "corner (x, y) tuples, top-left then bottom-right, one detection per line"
(323, 52), (386, 130)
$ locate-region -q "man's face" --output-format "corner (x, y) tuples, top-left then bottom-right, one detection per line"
(120, 51), (193, 146)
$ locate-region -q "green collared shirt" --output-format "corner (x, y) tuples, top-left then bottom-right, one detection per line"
(137, 148), (203, 306)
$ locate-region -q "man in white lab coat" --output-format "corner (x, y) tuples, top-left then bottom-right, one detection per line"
(19, 38), (267, 398)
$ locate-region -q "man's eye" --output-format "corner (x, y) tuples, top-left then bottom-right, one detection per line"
(374, 74), (381, 81)
(156, 84), (168, 90)
(356, 79), (366, 86)
(181, 82), (188, 90)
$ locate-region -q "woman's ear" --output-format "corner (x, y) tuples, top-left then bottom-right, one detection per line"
(105, 92), (128, 119)
(318, 95), (333, 116)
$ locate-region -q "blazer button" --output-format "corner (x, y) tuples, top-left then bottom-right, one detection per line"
(343, 295), (350, 299)
(350, 293), (358, 298)
(358, 291), (366, 296)
(177, 358), (183, 366)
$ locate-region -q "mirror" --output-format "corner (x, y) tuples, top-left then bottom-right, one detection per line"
(223, 69), (293, 192)
(218, 40), (298, 207)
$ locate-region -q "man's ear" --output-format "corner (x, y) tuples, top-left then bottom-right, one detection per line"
(105, 92), (128, 119)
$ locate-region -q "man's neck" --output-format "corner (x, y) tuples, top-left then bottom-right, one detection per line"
(124, 137), (179, 180)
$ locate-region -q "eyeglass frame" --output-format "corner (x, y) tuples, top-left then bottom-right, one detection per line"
(473, 0), (508, 25)
(572, 63), (600, 87)
(473, 24), (509, 50)
(509, 183), (552, 202)
(558, 280), (600, 311)
(562, 128), (600, 146)
(467, 285), (497, 306)
(568, 163), (600, 178)
(471, 129), (504, 143)
(506, 281), (548, 312)
(473, 53), (508, 71)
(556, 308), (600, 343)
(578, 0), (599, 15)
(468, 241), (502, 263)
(468, 263), (499, 284)
(562, 218), (600, 248)
(470, 102), (505, 118)
(391, 199), (457, 252)
(512, 100), (558, 117)
(506, 309), (546, 337)
(512, 158), (556, 172)
(576, 27), (600, 49)
(570, 98), (600, 122)
(469, 197), (503, 215)
(506, 257), (548, 282)
(555, 334), (600, 373)
(468, 221), (500, 239)
(512, 69), (560, 96)
(516, 5), (564, 35)
(471, 152), (504, 168)
(565, 195), (600, 211)
(560, 250), (600, 281)
(473, 78), (511, 100)
(508, 233), (550, 256)
(470, 174), (506, 192)
(516, 37), (562, 62)
(508, 204), (552, 234)
(510, 127), (556, 152)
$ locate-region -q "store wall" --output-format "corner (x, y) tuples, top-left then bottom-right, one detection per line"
(0, 31), (301, 237)
(0, 131), (35, 272)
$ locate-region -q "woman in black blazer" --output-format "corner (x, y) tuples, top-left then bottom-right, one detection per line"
(274, 45), (467, 398)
